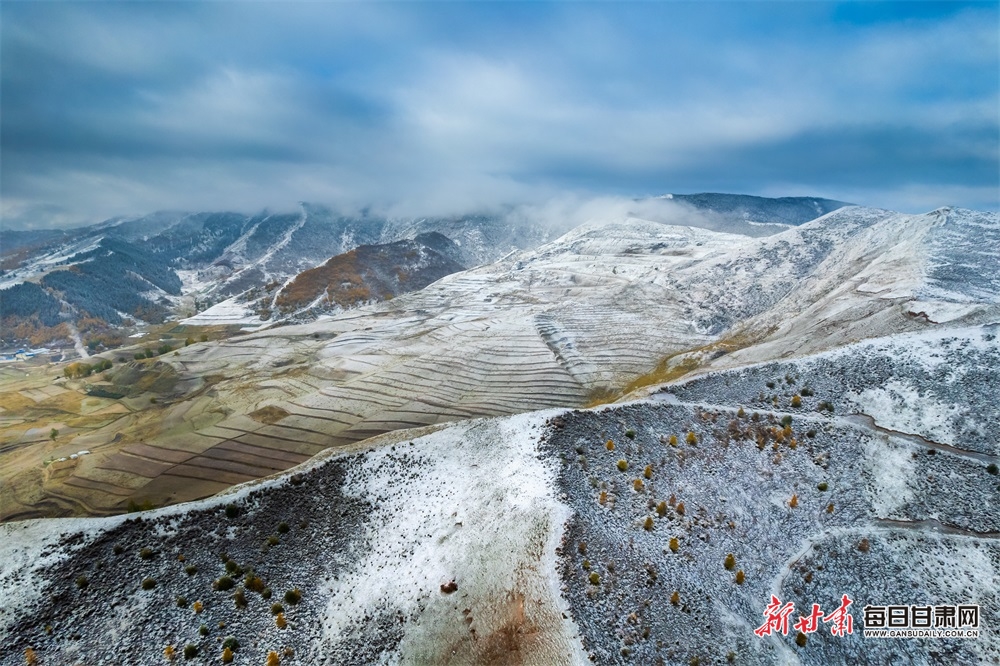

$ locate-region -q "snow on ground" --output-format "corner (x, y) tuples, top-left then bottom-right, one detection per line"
(179, 295), (263, 326)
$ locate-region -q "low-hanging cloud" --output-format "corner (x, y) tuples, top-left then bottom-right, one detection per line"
(1, 2), (996, 230)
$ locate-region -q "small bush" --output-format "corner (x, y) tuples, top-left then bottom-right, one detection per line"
(582, 560), (591, 570)
(656, 501), (667, 517)
(225, 560), (242, 575)
(643, 464), (652, 480)
(617, 459), (628, 472)
(221, 636), (239, 652)
(183, 644), (198, 660)
(817, 401), (834, 413)
(185, 565), (197, 575)
(598, 491), (607, 505)
(75, 575), (89, 590)
(222, 647), (234, 663)
(275, 613), (287, 629)
(271, 602), (284, 615)
(780, 415), (793, 427)
(858, 538), (870, 553)
(589, 572), (600, 585)
(670, 591), (680, 606)
(139, 547), (154, 560)
(789, 494), (799, 508)
(113, 544), (124, 555)
(675, 502), (685, 516)
(199, 623), (209, 636)
(141, 577), (156, 590)
(163, 645), (175, 661)
(668, 435), (678, 447)
(214, 576), (235, 591)
(625, 429), (636, 439)
(988, 464), (999, 476)
(669, 537), (679, 553)
(200, 334), (209, 342)
(233, 588), (247, 608)
(735, 570), (745, 585)
(193, 600), (204, 613)
(795, 631), (807, 647)
(826, 503), (835, 514)
(737, 407), (745, 418)
(578, 541), (587, 555)
(724, 553), (736, 571)
(176, 595), (188, 608)
(791, 395), (802, 408)
(817, 482), (828, 491)
(685, 431), (697, 445)
(643, 516), (654, 531)
(262, 587), (272, 600)
(245, 574), (266, 593)
(267, 535), (280, 546)
(633, 479), (644, 492)
(266, 651), (280, 666)
(605, 439), (615, 451)
(806, 429), (817, 438)
(277, 521), (290, 534)
(284, 588), (301, 605)
(224, 503), (239, 518)
(801, 387), (814, 397)
(766, 381), (775, 389)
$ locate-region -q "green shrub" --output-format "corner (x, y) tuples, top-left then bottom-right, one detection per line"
(589, 572), (600, 585)
(199, 624), (209, 636)
(817, 482), (828, 491)
(724, 553), (736, 571)
(267, 535), (280, 546)
(233, 588), (248, 608)
(224, 503), (239, 518)
(75, 575), (88, 590)
(277, 521), (290, 534)
(113, 544), (124, 555)
(780, 415), (793, 427)
(225, 560), (242, 575)
(284, 588), (302, 605)
(988, 464), (999, 476)
(686, 431), (697, 445)
(617, 459), (628, 472)
(625, 429), (636, 439)
(185, 565), (197, 575)
(139, 547), (154, 560)
(221, 636), (240, 652)
(271, 602), (284, 615)
(214, 576), (235, 591)
(141, 577), (156, 590)
(183, 644), (198, 659)
(262, 587), (272, 600)
(176, 595), (188, 608)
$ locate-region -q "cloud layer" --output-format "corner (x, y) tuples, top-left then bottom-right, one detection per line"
(2, 2), (997, 228)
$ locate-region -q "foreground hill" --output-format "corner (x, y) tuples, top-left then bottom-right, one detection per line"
(1, 323), (996, 665)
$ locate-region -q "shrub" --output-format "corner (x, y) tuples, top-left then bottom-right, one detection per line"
(826, 503), (835, 514)
(791, 395), (802, 408)
(780, 415), (793, 427)
(266, 651), (280, 666)
(275, 613), (287, 629)
(75, 575), (88, 590)
(675, 502), (685, 516)
(598, 491), (607, 505)
(633, 479), (644, 492)
(766, 381), (775, 389)
(988, 463), (999, 476)
(284, 588), (301, 605)
(801, 387), (814, 397)
(141, 577), (156, 590)
(271, 603), (284, 615)
(625, 429), (636, 439)
(643, 516), (654, 531)
(789, 494), (798, 508)
(163, 645), (175, 661)
(185, 565), (197, 575)
(724, 553), (736, 571)
(670, 591), (680, 606)
(222, 647), (234, 663)
(617, 459), (628, 472)
(113, 544), (124, 555)
(224, 503), (239, 518)
(267, 535), (280, 546)
(795, 631), (807, 647)
(737, 407), (745, 418)
(656, 501), (667, 517)
(262, 587), (272, 600)
(183, 644), (198, 659)
(589, 572), (600, 585)
(669, 537), (679, 553)
(176, 595), (188, 608)
(277, 521), (290, 534)
(685, 431), (697, 445)
(668, 435), (678, 447)
(578, 541), (587, 555)
(233, 588), (247, 608)
(139, 547), (154, 560)
(806, 429), (817, 438)
(193, 600), (204, 613)
(817, 482), (828, 491)
(605, 439), (615, 451)
(245, 574), (265, 593)
(199, 623), (208, 636)
(735, 570), (745, 585)
(858, 538), (870, 553)
(221, 636), (239, 651)
(582, 560), (591, 570)
(200, 334), (209, 342)
(214, 576), (235, 591)
(643, 465), (652, 480)
(817, 401), (834, 413)
(225, 560), (242, 575)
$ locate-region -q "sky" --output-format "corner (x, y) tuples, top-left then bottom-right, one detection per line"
(1, 1), (998, 229)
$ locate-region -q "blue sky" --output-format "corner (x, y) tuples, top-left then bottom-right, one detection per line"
(1, 1), (997, 228)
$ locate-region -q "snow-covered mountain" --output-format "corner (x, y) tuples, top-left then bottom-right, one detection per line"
(2, 200), (996, 665)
